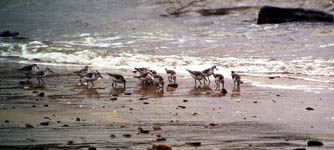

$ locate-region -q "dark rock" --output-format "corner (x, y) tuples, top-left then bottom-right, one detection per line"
(257, 6), (334, 24)
(4, 120), (9, 123)
(152, 144), (172, 150)
(276, 94), (281, 97)
(306, 107), (314, 111)
(32, 91), (38, 93)
(25, 123), (34, 128)
(292, 148), (306, 150)
(253, 101), (258, 103)
(110, 134), (116, 138)
(110, 97), (117, 101)
(138, 127), (150, 134)
(156, 137), (167, 141)
(307, 140), (323, 146)
(177, 105), (186, 109)
(88, 146), (96, 150)
(139, 97), (148, 100)
(67, 140), (74, 145)
(0, 30), (19, 37)
(38, 92), (45, 97)
(153, 124), (162, 131)
(40, 121), (49, 126)
(185, 142), (201, 146)
(112, 94), (119, 97)
(56, 121), (61, 123)
(209, 123), (217, 126)
(76, 117), (81, 121)
(63, 124), (69, 127)
(183, 99), (188, 102)
(43, 104), (48, 107)
(32, 105), (36, 107)
(143, 102), (150, 105)
(123, 134), (132, 138)
(124, 92), (132, 95)
(167, 83), (178, 88)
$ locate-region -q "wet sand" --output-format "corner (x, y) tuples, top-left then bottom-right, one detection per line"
(1, 61), (334, 150)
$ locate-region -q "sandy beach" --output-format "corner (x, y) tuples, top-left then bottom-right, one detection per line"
(0, 61), (334, 150)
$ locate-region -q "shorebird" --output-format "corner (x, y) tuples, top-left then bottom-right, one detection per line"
(134, 72), (153, 85)
(202, 65), (218, 84)
(186, 69), (207, 86)
(152, 74), (164, 91)
(107, 73), (126, 88)
(28, 67), (54, 85)
(73, 66), (89, 83)
(213, 73), (224, 90)
(84, 70), (103, 88)
(134, 67), (149, 75)
(231, 71), (241, 89)
(165, 68), (176, 84)
(16, 64), (39, 81)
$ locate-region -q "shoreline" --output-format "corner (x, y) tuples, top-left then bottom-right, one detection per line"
(1, 61), (334, 149)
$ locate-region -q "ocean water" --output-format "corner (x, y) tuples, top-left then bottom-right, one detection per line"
(0, 0), (333, 92)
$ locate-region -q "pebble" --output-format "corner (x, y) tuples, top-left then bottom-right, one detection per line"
(183, 100), (188, 102)
(67, 140), (74, 145)
(307, 140), (323, 146)
(124, 92), (132, 95)
(177, 105), (186, 109)
(38, 92), (45, 97)
(88, 147), (97, 150)
(292, 148), (306, 150)
(110, 97), (117, 101)
(156, 137), (167, 141)
(63, 124), (69, 127)
(110, 134), (116, 138)
(153, 124), (162, 131)
(143, 102), (150, 105)
(138, 127), (150, 134)
(139, 97), (148, 100)
(152, 144), (172, 150)
(112, 94), (119, 97)
(32, 91), (38, 93)
(76, 117), (81, 121)
(123, 134), (132, 138)
(44, 104), (48, 107)
(40, 121), (49, 126)
(306, 107), (314, 111)
(25, 123), (34, 128)
(4, 120), (9, 123)
(185, 142), (201, 146)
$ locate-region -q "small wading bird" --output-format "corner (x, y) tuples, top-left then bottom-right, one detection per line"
(186, 69), (207, 86)
(134, 71), (153, 85)
(28, 67), (54, 85)
(213, 73), (224, 90)
(107, 73), (126, 88)
(231, 71), (241, 89)
(202, 65), (218, 84)
(152, 74), (164, 91)
(84, 71), (103, 88)
(73, 66), (89, 84)
(16, 64), (39, 82)
(165, 68), (176, 84)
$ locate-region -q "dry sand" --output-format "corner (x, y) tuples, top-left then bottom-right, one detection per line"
(0, 61), (334, 150)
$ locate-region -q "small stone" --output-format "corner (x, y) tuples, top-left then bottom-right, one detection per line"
(276, 94), (281, 97)
(268, 76), (275, 79)
(123, 134), (132, 138)
(38, 92), (45, 97)
(307, 140), (323, 146)
(192, 113), (198, 116)
(112, 94), (119, 97)
(88, 146), (97, 150)
(143, 102), (150, 105)
(67, 140), (74, 145)
(292, 148), (306, 150)
(183, 100), (188, 102)
(185, 142), (201, 146)
(152, 144), (172, 150)
(153, 124), (162, 131)
(177, 105), (186, 109)
(110, 97), (117, 101)
(4, 120), (9, 123)
(44, 117), (50, 120)
(110, 134), (116, 138)
(139, 97), (148, 100)
(44, 104), (48, 107)
(138, 127), (150, 134)
(156, 137), (167, 141)
(76, 117), (81, 121)
(56, 121), (61, 123)
(63, 124), (69, 127)
(209, 123), (217, 126)
(32, 91), (38, 93)
(32, 105), (36, 107)
(40, 121), (49, 126)
(124, 92), (132, 95)
(306, 107), (314, 111)
(25, 123), (34, 128)
(253, 101), (258, 103)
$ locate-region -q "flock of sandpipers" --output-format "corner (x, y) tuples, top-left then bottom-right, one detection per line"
(16, 64), (242, 91)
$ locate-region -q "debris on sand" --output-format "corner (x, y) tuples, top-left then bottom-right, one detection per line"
(40, 121), (49, 126)
(185, 142), (201, 146)
(153, 123), (162, 131)
(25, 123), (34, 128)
(177, 105), (186, 109)
(138, 127), (150, 134)
(123, 134), (132, 138)
(38, 92), (45, 97)
(306, 107), (314, 111)
(307, 140), (324, 146)
(110, 97), (117, 101)
(152, 144), (172, 150)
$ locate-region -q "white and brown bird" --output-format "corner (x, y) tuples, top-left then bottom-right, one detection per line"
(73, 66), (89, 84)
(16, 64), (39, 81)
(27, 67), (54, 85)
(231, 71), (241, 89)
(202, 65), (218, 84)
(152, 74), (164, 91)
(186, 69), (207, 86)
(107, 73), (126, 88)
(165, 68), (176, 84)
(134, 72), (153, 85)
(213, 73), (224, 90)
(84, 70), (103, 88)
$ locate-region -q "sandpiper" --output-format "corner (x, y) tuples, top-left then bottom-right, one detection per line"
(152, 74), (164, 91)
(134, 72), (153, 85)
(134, 67), (149, 75)
(84, 70), (103, 88)
(202, 65), (218, 84)
(107, 73), (126, 88)
(16, 64), (39, 81)
(28, 67), (54, 85)
(186, 69), (207, 86)
(213, 73), (224, 90)
(231, 71), (241, 89)
(73, 66), (89, 83)
(165, 68), (176, 84)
